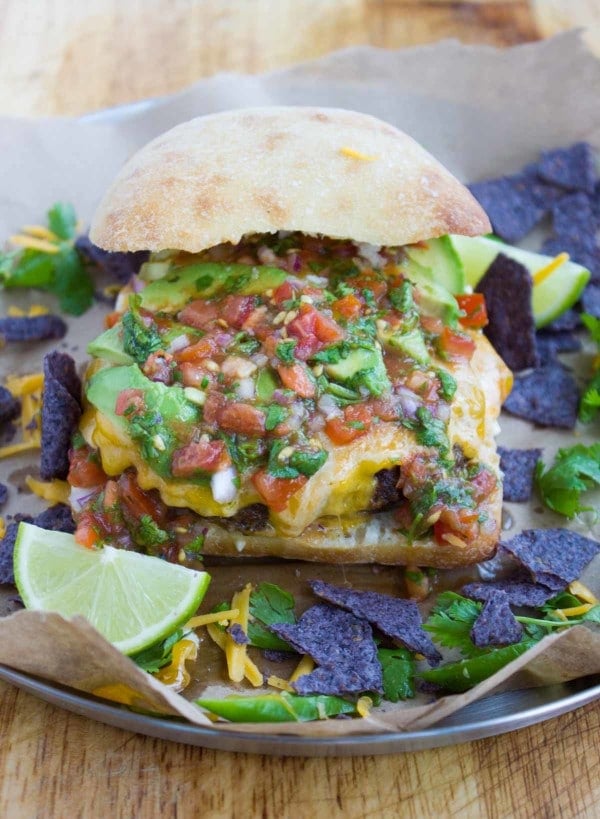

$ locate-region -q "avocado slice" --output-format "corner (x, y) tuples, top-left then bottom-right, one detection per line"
(86, 365), (199, 479)
(87, 323), (134, 365)
(140, 262), (287, 312)
(379, 326), (430, 365)
(399, 258), (460, 325)
(449, 234), (591, 328)
(324, 346), (391, 397)
(405, 236), (465, 294)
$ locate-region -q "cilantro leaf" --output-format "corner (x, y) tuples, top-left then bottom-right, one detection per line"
(0, 248), (55, 288)
(122, 295), (163, 364)
(264, 405), (288, 431)
(47, 202), (77, 240)
(276, 340), (297, 364)
(579, 379), (600, 423)
(50, 245), (95, 315)
(135, 514), (169, 550)
(248, 583), (296, 651)
(436, 369), (457, 401)
(535, 443), (600, 518)
(378, 647), (415, 702)
(130, 628), (185, 673)
(414, 406), (450, 453)
(582, 313), (600, 345)
(424, 591), (486, 658)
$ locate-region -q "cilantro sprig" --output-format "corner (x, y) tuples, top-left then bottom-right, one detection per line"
(535, 443), (600, 518)
(0, 203), (95, 315)
(579, 313), (600, 423)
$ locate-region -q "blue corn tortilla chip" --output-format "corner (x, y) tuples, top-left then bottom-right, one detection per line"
(0, 484), (7, 508)
(537, 143), (597, 195)
(270, 603), (383, 696)
(552, 192), (599, 245)
(0, 386), (20, 427)
(581, 283), (600, 318)
(500, 529), (600, 592)
(227, 623), (249, 645)
(76, 236), (149, 285)
(503, 365), (579, 429)
(463, 579), (555, 608)
(40, 352), (82, 480)
(0, 315), (67, 343)
(498, 446), (543, 503)
(0, 504), (74, 585)
(468, 176), (547, 243)
(476, 254), (539, 371)
(543, 309), (582, 333)
(309, 579), (441, 666)
(536, 330), (581, 365)
(470, 590), (524, 648)
(262, 648), (297, 663)
(541, 237), (600, 283)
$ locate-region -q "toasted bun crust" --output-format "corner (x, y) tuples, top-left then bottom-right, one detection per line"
(90, 107), (490, 253)
(199, 487), (502, 569)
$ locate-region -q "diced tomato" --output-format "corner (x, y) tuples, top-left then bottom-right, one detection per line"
(203, 392), (226, 425)
(74, 512), (101, 549)
(456, 294), (488, 329)
(325, 404), (373, 445)
(171, 440), (231, 477)
(219, 402), (266, 436)
(251, 469), (307, 512)
(313, 310), (344, 343)
(68, 447), (107, 488)
(104, 311), (121, 329)
(277, 364), (315, 398)
(179, 362), (213, 388)
(420, 315), (444, 335)
(114, 388), (144, 416)
(103, 479), (119, 509)
(221, 295), (257, 329)
(175, 336), (218, 363)
(272, 280), (295, 305)
(434, 507), (479, 546)
(369, 398), (399, 422)
(348, 275), (387, 302)
(142, 351), (174, 384)
(471, 468), (497, 502)
(118, 472), (166, 524)
(332, 294), (362, 321)
(438, 327), (476, 360)
(178, 300), (218, 330)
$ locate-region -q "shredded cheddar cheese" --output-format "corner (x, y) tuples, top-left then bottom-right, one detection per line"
(92, 683), (149, 707)
(225, 583), (252, 683)
(155, 638), (197, 691)
(568, 581), (599, 605)
(6, 372), (44, 396)
(206, 622), (263, 687)
(22, 225), (59, 242)
(27, 304), (50, 317)
(9, 234), (60, 254)
(556, 603), (595, 618)
(0, 439), (41, 459)
(7, 306), (25, 317)
(532, 252), (569, 286)
(0, 518), (5, 539)
(185, 608), (240, 629)
(267, 675), (294, 693)
(356, 696), (373, 718)
(289, 654), (314, 683)
(25, 475), (70, 504)
(339, 146), (378, 162)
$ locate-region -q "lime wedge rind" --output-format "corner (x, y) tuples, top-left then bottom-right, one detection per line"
(13, 523), (210, 655)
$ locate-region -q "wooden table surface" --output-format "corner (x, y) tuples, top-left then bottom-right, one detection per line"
(2, 1), (600, 817)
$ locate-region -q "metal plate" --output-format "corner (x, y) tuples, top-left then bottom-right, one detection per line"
(1, 664), (599, 756)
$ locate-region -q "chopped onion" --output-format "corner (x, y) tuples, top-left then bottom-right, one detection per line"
(211, 467), (238, 504)
(257, 245), (279, 265)
(436, 403), (451, 422)
(356, 241), (385, 268)
(215, 332), (233, 347)
(167, 334), (190, 354)
(237, 377), (255, 400)
(221, 356), (257, 379)
(252, 353), (268, 368)
(318, 394), (342, 419)
(69, 486), (99, 511)
(396, 387), (420, 418)
(131, 274), (146, 293)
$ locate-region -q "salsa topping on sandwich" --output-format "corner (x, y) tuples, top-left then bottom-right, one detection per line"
(71, 231), (505, 562)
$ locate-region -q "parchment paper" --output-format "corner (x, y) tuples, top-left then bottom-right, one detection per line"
(1, 31), (600, 737)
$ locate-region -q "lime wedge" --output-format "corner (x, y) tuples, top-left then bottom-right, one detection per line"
(449, 234), (590, 327)
(13, 523), (210, 654)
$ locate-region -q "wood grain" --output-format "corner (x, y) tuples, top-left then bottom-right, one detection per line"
(1, 1), (600, 817)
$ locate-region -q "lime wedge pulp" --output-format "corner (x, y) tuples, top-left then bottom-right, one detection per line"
(13, 523), (211, 655)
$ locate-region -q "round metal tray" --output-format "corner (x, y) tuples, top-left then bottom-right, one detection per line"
(1, 664), (599, 756)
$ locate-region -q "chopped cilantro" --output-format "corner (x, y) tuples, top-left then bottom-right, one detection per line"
(264, 404), (288, 431)
(135, 514), (169, 550)
(130, 628), (185, 673)
(313, 342), (351, 365)
(122, 295), (162, 364)
(414, 406), (450, 453)
(335, 281), (356, 298)
(220, 433), (265, 474)
(266, 440), (300, 479)
(247, 582), (296, 651)
(47, 202), (77, 240)
(276, 339), (297, 365)
(436, 369), (457, 401)
(362, 288), (377, 309)
(346, 420), (366, 430)
(234, 332), (261, 356)
(378, 648), (415, 702)
(186, 534), (205, 554)
(289, 448), (328, 477)
(535, 443), (600, 518)
(389, 281), (414, 315)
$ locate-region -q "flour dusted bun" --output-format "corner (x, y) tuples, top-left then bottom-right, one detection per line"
(90, 106), (490, 253)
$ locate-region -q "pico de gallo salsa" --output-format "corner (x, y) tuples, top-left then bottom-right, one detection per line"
(70, 232), (497, 561)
